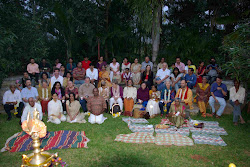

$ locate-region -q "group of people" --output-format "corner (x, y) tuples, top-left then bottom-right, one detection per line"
(2, 56), (246, 126)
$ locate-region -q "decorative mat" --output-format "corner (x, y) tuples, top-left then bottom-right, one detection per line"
(155, 127), (190, 136)
(1, 130), (90, 152)
(191, 120), (220, 128)
(122, 117), (149, 124)
(160, 119), (191, 128)
(192, 133), (227, 146)
(129, 124), (154, 133)
(115, 132), (154, 144)
(155, 133), (194, 146)
(189, 127), (228, 136)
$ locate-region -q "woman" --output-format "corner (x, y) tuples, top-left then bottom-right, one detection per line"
(39, 72), (51, 88)
(197, 61), (206, 83)
(121, 57), (131, 73)
(54, 58), (62, 69)
(65, 81), (78, 99)
(66, 57), (76, 73)
(110, 80), (123, 112)
(131, 58), (141, 85)
(123, 79), (137, 116)
(96, 56), (107, 72)
(170, 67), (183, 93)
(137, 82), (149, 107)
(66, 93), (86, 123)
(51, 81), (66, 112)
(63, 72), (74, 88)
(196, 76), (210, 117)
(185, 59), (196, 74)
(47, 93), (66, 124)
(159, 81), (175, 117)
(146, 85), (160, 117)
(98, 81), (110, 113)
(141, 65), (154, 89)
(98, 65), (112, 87)
(168, 98), (186, 128)
(59, 65), (67, 77)
(38, 80), (51, 115)
(109, 57), (121, 83)
(229, 80), (246, 125)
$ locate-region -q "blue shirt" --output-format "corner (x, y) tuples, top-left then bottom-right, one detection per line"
(66, 63), (76, 72)
(184, 74), (197, 85)
(21, 87), (38, 100)
(211, 82), (227, 98)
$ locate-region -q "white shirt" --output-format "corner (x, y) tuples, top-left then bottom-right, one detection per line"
(3, 90), (22, 105)
(121, 63), (131, 72)
(123, 86), (137, 99)
(86, 68), (98, 80)
(50, 75), (63, 89)
(21, 103), (42, 122)
(48, 100), (63, 117)
(156, 68), (170, 81)
(230, 86), (245, 104)
(110, 62), (120, 72)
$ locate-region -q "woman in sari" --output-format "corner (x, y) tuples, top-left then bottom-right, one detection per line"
(169, 98), (186, 128)
(98, 65), (112, 87)
(185, 59), (196, 74)
(196, 76), (210, 117)
(197, 61), (206, 83)
(96, 56), (107, 72)
(110, 80), (123, 112)
(131, 58), (141, 85)
(63, 72), (74, 88)
(51, 81), (66, 113)
(123, 79), (137, 116)
(39, 72), (51, 88)
(109, 57), (121, 83)
(146, 85), (161, 117)
(66, 93), (86, 123)
(98, 81), (110, 113)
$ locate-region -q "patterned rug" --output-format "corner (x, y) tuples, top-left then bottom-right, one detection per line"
(122, 117), (149, 124)
(192, 133), (227, 146)
(1, 130), (90, 152)
(115, 132), (155, 144)
(155, 133), (194, 146)
(191, 120), (220, 128)
(160, 119), (191, 128)
(155, 127), (190, 136)
(128, 124), (154, 133)
(189, 127), (228, 136)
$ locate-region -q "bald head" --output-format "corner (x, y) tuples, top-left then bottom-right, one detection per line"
(28, 97), (35, 107)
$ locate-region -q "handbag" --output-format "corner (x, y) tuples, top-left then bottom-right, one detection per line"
(110, 103), (121, 115)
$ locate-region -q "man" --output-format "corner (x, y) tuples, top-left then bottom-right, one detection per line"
(87, 88), (107, 124)
(21, 97), (43, 123)
(17, 71), (35, 91)
(185, 68), (197, 89)
(86, 63), (98, 87)
(205, 57), (221, 85)
(209, 76), (227, 118)
(79, 77), (95, 112)
(27, 58), (40, 83)
(141, 56), (153, 72)
(39, 58), (51, 78)
(50, 68), (63, 89)
(157, 57), (167, 70)
(175, 80), (193, 109)
(73, 62), (86, 86)
(155, 63), (170, 91)
(81, 56), (91, 70)
(21, 79), (39, 106)
(175, 57), (185, 73)
(3, 84), (24, 120)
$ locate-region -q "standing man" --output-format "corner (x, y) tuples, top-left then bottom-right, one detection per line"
(209, 76), (227, 118)
(3, 84), (24, 120)
(141, 56), (153, 73)
(206, 57), (221, 85)
(155, 63), (170, 91)
(86, 63), (98, 87)
(185, 68), (197, 89)
(50, 68), (63, 89)
(73, 62), (86, 86)
(21, 79), (39, 106)
(27, 58), (40, 84)
(81, 56), (91, 70)
(175, 57), (185, 73)
(39, 58), (51, 78)
(87, 88), (107, 124)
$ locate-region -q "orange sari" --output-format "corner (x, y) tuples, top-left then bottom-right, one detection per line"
(98, 70), (112, 88)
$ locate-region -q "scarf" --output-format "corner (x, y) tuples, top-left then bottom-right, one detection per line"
(198, 66), (206, 75)
(164, 87), (172, 101)
(178, 87), (189, 104)
(113, 86), (120, 97)
(198, 83), (209, 91)
(124, 62), (130, 66)
(42, 88), (48, 99)
(55, 89), (62, 99)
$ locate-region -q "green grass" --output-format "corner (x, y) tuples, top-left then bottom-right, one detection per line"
(0, 111), (249, 167)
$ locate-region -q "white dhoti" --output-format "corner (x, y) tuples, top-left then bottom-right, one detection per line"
(48, 114), (66, 124)
(88, 114), (107, 124)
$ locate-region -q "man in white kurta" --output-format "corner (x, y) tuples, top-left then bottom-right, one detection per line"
(47, 99), (66, 124)
(21, 97), (43, 123)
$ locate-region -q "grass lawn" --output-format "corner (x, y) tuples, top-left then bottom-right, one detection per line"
(0, 111), (249, 167)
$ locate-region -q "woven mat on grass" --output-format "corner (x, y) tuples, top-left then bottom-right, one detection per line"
(160, 119), (191, 128)
(128, 124), (154, 133)
(122, 117), (149, 124)
(155, 133), (194, 146)
(115, 132), (154, 144)
(192, 133), (227, 146)
(155, 127), (190, 136)
(189, 127), (228, 135)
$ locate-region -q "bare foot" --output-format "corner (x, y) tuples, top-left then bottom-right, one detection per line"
(234, 122), (238, 126)
(241, 121), (246, 124)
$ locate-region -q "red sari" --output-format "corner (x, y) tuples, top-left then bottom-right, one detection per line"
(197, 66), (206, 83)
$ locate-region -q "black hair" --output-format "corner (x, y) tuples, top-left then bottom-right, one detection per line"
(216, 75), (223, 80)
(69, 57), (73, 60)
(173, 67), (180, 77)
(89, 63), (94, 66)
(42, 58), (46, 61)
(199, 61), (204, 65)
(176, 56), (181, 59)
(30, 58), (34, 60)
(23, 71), (29, 74)
(127, 79), (133, 86)
(41, 72), (49, 78)
(125, 68), (129, 71)
(187, 59), (193, 64)
(233, 78), (240, 84)
(189, 68), (194, 72)
(151, 84), (157, 89)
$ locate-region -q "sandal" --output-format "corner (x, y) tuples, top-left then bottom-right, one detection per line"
(215, 115), (220, 119)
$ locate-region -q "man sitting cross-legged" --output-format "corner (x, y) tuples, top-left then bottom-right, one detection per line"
(175, 80), (193, 109)
(21, 97), (43, 123)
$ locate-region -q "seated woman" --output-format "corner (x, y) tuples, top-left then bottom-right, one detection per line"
(146, 85), (160, 117)
(98, 81), (110, 113)
(98, 65), (112, 88)
(47, 93), (66, 124)
(137, 82), (149, 107)
(39, 72), (51, 88)
(185, 59), (196, 74)
(196, 76), (210, 117)
(168, 98), (186, 128)
(109, 57), (121, 83)
(123, 79), (137, 116)
(66, 93), (86, 123)
(131, 58), (141, 85)
(59, 65), (67, 77)
(63, 72), (74, 88)
(141, 65), (153, 89)
(65, 81), (78, 99)
(170, 67), (183, 93)
(38, 80), (51, 115)
(51, 81), (66, 113)
(159, 81), (175, 117)
(110, 80), (123, 112)
(197, 61), (206, 83)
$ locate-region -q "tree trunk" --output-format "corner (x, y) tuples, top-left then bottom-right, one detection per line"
(151, 1), (162, 73)
(104, 0), (111, 61)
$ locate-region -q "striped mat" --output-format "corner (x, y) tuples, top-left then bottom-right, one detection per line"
(1, 130), (90, 152)
(192, 133), (227, 146)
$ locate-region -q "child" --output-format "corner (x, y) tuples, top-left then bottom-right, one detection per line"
(122, 68), (133, 85)
(169, 63), (176, 73)
(146, 85), (161, 117)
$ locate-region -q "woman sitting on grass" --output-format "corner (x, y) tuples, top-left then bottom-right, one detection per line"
(168, 98), (186, 128)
